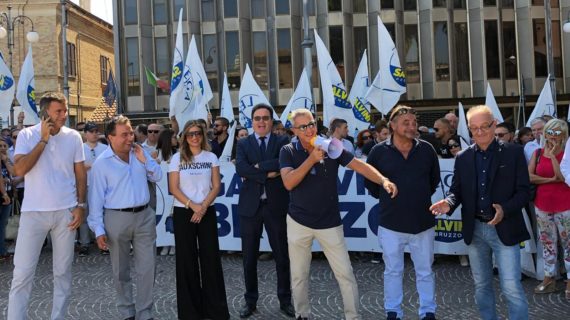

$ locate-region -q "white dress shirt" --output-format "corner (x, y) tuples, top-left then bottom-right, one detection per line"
(88, 146), (162, 237)
(561, 139), (570, 186)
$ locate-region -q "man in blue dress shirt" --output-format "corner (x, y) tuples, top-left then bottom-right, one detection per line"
(88, 115), (162, 320)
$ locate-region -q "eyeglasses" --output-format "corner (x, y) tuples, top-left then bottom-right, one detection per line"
(294, 121), (316, 132)
(449, 143), (460, 148)
(185, 131), (203, 138)
(253, 115), (271, 122)
(546, 129), (563, 136)
(148, 130), (160, 134)
(468, 121), (494, 133)
(389, 107), (416, 121)
(362, 135), (372, 140)
(495, 132), (508, 138)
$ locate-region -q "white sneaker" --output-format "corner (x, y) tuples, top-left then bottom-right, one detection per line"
(168, 246), (175, 256)
(459, 255), (469, 267)
(160, 246), (169, 256)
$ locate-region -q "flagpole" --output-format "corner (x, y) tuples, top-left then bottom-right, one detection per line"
(61, 0), (70, 126)
(301, 0), (313, 115)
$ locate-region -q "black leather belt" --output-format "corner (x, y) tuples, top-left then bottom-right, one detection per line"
(475, 215), (492, 223)
(111, 204), (149, 213)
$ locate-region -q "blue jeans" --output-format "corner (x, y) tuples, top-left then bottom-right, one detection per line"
(467, 220), (528, 320)
(0, 204), (11, 255)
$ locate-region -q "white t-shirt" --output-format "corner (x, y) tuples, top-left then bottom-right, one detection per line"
(15, 123), (85, 212)
(168, 151), (219, 207)
(83, 142), (108, 185)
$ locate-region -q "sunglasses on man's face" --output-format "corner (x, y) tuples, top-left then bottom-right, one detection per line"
(362, 135), (372, 140)
(253, 115), (271, 122)
(495, 132), (508, 138)
(294, 121), (316, 132)
(546, 129), (563, 136)
(148, 130), (160, 134)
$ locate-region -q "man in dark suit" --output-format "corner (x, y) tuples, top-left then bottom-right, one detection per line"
(430, 105), (530, 320)
(235, 104), (294, 318)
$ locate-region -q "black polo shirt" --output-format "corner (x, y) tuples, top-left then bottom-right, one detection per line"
(279, 140), (354, 229)
(365, 138), (440, 234)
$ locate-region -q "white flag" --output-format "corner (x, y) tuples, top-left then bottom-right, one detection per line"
(280, 69), (314, 128)
(526, 78), (556, 127)
(187, 35), (212, 120)
(314, 30), (354, 128)
(220, 122), (237, 163)
(347, 50), (372, 133)
(0, 51), (15, 116)
(16, 45), (39, 124)
(238, 64), (276, 132)
(365, 16), (406, 115)
(169, 9), (184, 125)
(220, 73), (235, 122)
(485, 83), (504, 123)
(457, 102), (471, 150)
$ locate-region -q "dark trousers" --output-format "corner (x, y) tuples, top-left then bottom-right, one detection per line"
(240, 201), (291, 306)
(173, 206), (229, 320)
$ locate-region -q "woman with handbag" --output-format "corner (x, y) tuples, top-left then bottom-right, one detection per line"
(0, 137), (14, 260)
(528, 118), (570, 299)
(168, 120), (229, 320)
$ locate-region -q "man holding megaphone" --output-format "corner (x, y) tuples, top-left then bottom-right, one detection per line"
(279, 109), (397, 320)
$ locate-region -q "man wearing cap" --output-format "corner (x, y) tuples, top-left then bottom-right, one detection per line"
(77, 122), (107, 256)
(88, 115), (162, 320)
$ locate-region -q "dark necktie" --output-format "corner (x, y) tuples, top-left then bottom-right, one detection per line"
(259, 136), (267, 156)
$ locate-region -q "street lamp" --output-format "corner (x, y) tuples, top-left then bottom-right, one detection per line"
(0, 5), (39, 127)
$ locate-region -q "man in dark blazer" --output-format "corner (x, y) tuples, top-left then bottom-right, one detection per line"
(430, 105), (530, 320)
(235, 104), (294, 318)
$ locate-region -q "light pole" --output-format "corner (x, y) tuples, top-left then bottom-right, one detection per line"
(0, 5), (39, 127)
(301, 0), (313, 113)
(544, 0), (556, 109)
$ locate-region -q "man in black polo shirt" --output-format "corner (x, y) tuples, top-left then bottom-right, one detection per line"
(279, 109), (397, 320)
(365, 105), (440, 320)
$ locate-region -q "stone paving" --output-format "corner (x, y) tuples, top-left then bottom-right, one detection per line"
(0, 247), (569, 319)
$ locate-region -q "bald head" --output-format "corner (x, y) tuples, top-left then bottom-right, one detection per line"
(445, 113), (458, 130)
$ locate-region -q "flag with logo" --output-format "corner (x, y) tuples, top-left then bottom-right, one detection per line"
(144, 66), (170, 92)
(220, 73), (237, 162)
(314, 30), (354, 128)
(238, 64), (276, 132)
(168, 9), (185, 123)
(526, 78), (556, 127)
(16, 45), (39, 123)
(347, 50), (372, 132)
(365, 16), (406, 115)
(457, 102), (471, 150)
(280, 69), (313, 128)
(0, 51), (15, 114)
(186, 35), (212, 120)
(485, 83), (504, 122)
(103, 69), (117, 108)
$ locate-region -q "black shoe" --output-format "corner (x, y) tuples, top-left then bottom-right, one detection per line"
(421, 312), (436, 320)
(296, 317), (308, 320)
(124, 317), (135, 320)
(280, 303), (295, 317)
(387, 312), (401, 320)
(239, 304), (256, 318)
(78, 246), (89, 257)
(100, 249), (110, 255)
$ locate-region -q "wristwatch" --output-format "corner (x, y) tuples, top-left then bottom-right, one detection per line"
(76, 203), (87, 209)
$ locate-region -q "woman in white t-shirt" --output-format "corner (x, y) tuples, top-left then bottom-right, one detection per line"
(168, 120), (229, 320)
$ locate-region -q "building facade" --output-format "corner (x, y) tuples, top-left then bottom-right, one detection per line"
(113, 0), (570, 125)
(0, 0), (114, 127)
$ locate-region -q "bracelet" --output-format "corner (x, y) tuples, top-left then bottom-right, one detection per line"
(185, 199), (190, 209)
(39, 139), (48, 145)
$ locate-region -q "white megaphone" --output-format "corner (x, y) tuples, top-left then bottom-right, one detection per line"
(310, 136), (343, 159)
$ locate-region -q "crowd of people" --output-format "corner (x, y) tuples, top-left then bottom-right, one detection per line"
(1, 91), (570, 320)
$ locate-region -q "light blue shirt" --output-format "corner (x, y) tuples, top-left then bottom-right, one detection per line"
(88, 146), (162, 237)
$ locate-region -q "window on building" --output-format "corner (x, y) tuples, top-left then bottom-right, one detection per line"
(484, 21), (500, 79)
(203, 34), (218, 92)
(202, 0), (215, 21)
(252, 0), (265, 18)
(434, 22), (449, 81)
(353, 0), (366, 13)
(404, 0), (417, 11)
(224, 0), (238, 17)
(328, 0), (342, 12)
(67, 42), (76, 77)
(533, 19), (563, 77)
(483, 0), (496, 6)
(253, 32), (268, 90)
(381, 0), (394, 9)
(277, 29), (293, 89)
(532, 0), (559, 7)
(153, 0), (167, 24)
(455, 23), (470, 81)
(453, 0), (466, 8)
(126, 38), (140, 96)
(276, 0), (290, 15)
(501, 0), (514, 7)
(100, 55), (108, 84)
(329, 26), (344, 81)
(552, 20), (563, 77)
(125, 0), (138, 25)
(385, 23), (395, 44)
(226, 31), (240, 88)
(174, 0), (186, 19)
(433, 0), (447, 8)
(503, 22), (517, 79)
(353, 27), (367, 75)
(404, 25), (420, 83)
(155, 37), (170, 95)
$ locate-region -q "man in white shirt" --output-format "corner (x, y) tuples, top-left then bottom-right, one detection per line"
(8, 92), (86, 320)
(329, 118), (355, 154)
(88, 115), (162, 320)
(141, 123), (163, 153)
(524, 117), (545, 162)
(77, 122), (107, 256)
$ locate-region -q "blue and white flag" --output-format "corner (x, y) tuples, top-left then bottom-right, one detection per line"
(169, 9), (184, 125)
(314, 30), (354, 128)
(0, 51), (15, 115)
(457, 102), (471, 150)
(103, 69), (117, 108)
(347, 50), (372, 132)
(280, 69), (313, 128)
(526, 78), (556, 127)
(16, 45), (38, 123)
(238, 64), (276, 132)
(485, 83), (504, 122)
(365, 16), (406, 115)
(220, 73), (237, 162)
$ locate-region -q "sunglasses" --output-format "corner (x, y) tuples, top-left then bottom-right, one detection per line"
(546, 129), (563, 136)
(362, 135), (372, 140)
(449, 143), (460, 148)
(185, 131), (203, 138)
(468, 121), (494, 133)
(389, 107), (416, 121)
(148, 130), (160, 134)
(253, 115), (271, 122)
(294, 121), (316, 132)
(495, 132), (508, 138)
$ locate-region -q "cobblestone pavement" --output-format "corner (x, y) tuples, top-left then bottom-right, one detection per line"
(0, 247), (569, 319)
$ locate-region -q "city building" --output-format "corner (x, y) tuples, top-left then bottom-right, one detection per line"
(0, 0), (114, 127)
(113, 0), (570, 126)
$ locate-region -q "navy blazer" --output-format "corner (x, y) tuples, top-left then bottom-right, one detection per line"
(445, 141), (530, 246)
(236, 134), (290, 217)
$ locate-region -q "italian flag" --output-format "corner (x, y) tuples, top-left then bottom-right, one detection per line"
(144, 66), (170, 92)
